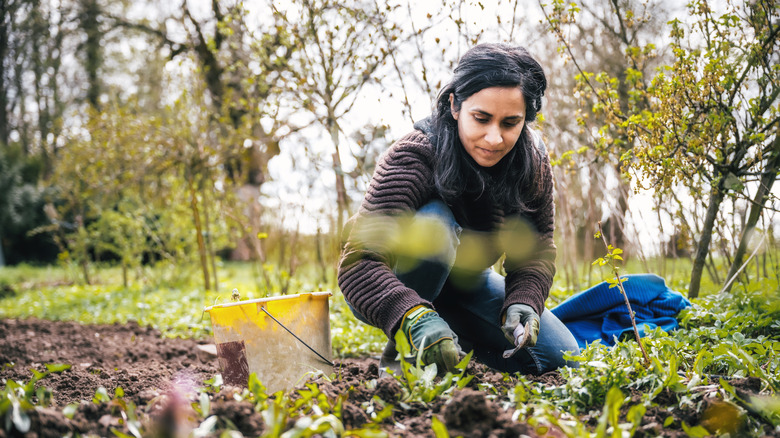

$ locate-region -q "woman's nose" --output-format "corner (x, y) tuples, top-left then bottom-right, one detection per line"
(485, 124), (502, 146)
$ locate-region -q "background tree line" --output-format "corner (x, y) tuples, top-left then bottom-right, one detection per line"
(0, 0), (777, 297)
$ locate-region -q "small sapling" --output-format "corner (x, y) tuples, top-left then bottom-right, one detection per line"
(594, 221), (651, 364)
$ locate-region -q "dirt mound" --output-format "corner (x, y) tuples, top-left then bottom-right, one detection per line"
(443, 388), (538, 438)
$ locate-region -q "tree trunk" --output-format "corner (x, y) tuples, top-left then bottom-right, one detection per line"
(189, 180), (211, 291)
(80, 0), (101, 110)
(329, 117), (349, 234)
(202, 178), (218, 290)
(81, 259), (91, 285)
(282, 226), (300, 295)
(316, 227), (328, 286)
(723, 148), (780, 292)
(604, 170), (629, 254)
(656, 196), (667, 276)
(13, 52), (30, 156)
(0, 0), (9, 148)
(688, 179), (727, 298)
(250, 228), (272, 295)
(584, 169), (598, 284)
(78, 235), (91, 285)
(557, 185), (578, 290)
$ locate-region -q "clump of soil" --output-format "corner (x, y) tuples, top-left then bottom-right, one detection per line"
(373, 376), (402, 402)
(443, 388), (538, 437)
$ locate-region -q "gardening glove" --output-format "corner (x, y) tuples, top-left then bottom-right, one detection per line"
(398, 305), (459, 375)
(502, 304), (540, 349)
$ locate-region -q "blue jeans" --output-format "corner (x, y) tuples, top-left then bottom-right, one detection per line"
(350, 200), (580, 374)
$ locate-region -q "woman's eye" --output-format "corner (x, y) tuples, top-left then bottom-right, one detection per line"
(503, 121), (520, 127)
(474, 117), (488, 123)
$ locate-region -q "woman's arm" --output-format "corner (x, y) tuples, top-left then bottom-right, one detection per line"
(337, 131), (437, 336)
(501, 137), (557, 319)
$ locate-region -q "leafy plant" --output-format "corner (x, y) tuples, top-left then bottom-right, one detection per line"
(228, 372), (388, 437)
(0, 363), (71, 434)
(391, 330), (474, 403)
(91, 386), (144, 438)
(593, 221), (650, 363)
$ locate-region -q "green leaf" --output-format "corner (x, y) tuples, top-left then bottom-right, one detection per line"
(431, 416), (450, 438)
(681, 421), (710, 437)
(248, 373), (265, 398)
(11, 402), (31, 433)
(744, 394), (780, 427)
(455, 350), (475, 389)
(627, 404), (647, 434)
(30, 368), (46, 381)
(45, 363), (72, 373)
(62, 403), (79, 419)
(420, 364), (437, 386)
(115, 386), (125, 398)
(93, 386), (111, 404)
(205, 374), (224, 390)
(199, 391), (210, 416)
(596, 386), (624, 438)
(126, 420), (143, 438)
(36, 386), (53, 407)
(111, 428), (136, 438)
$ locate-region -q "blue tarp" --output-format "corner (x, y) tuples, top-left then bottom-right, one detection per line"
(550, 274), (691, 348)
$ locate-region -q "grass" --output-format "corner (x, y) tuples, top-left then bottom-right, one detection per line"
(0, 261), (386, 354)
(0, 254), (775, 352)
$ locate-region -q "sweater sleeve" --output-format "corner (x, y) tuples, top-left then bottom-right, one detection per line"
(337, 132), (437, 337)
(501, 137), (557, 319)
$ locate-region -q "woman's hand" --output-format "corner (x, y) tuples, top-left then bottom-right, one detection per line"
(502, 304), (540, 348)
(398, 305), (459, 374)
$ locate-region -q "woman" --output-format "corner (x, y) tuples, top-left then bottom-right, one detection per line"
(338, 43), (579, 375)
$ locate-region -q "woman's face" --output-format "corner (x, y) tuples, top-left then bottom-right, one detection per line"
(450, 86), (526, 168)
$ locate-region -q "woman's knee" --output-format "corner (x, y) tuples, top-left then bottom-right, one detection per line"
(531, 309), (581, 372)
(408, 200), (461, 264)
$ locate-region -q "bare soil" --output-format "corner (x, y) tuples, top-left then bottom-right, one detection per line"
(0, 318), (774, 437)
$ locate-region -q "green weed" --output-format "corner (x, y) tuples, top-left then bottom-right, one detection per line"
(0, 363), (71, 434)
(391, 329), (474, 403)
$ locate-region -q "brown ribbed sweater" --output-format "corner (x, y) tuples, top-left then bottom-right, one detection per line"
(337, 129), (556, 337)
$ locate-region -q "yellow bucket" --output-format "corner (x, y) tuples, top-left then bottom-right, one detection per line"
(204, 291), (333, 392)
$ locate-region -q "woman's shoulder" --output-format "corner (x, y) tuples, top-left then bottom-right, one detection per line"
(380, 129), (436, 166)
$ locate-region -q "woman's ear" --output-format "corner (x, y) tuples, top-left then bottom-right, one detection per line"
(449, 93), (459, 120)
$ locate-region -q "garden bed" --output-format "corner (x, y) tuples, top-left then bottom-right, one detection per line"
(0, 317), (777, 437)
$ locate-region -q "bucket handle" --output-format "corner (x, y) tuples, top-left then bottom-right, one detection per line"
(259, 306), (335, 367)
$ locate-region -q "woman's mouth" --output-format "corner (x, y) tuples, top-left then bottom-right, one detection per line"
(477, 147), (501, 155)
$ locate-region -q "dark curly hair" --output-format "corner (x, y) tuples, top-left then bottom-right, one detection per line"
(429, 43), (548, 212)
